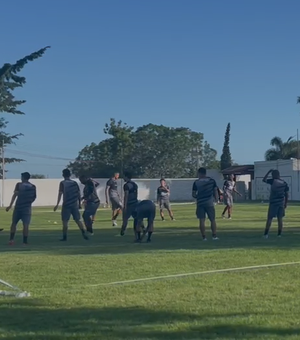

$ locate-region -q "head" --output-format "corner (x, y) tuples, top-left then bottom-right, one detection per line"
(197, 167), (207, 179)
(21, 172), (30, 182)
(79, 174), (88, 184)
(62, 168), (71, 179)
(229, 174), (235, 181)
(123, 171), (132, 182)
(160, 178), (166, 186)
(272, 170), (280, 179)
(114, 172), (120, 180)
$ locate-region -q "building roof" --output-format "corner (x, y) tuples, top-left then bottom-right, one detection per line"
(221, 165), (254, 175)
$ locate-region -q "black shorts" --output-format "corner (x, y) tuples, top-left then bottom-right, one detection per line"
(196, 205), (215, 221)
(12, 209), (31, 225)
(123, 203), (138, 221)
(61, 205), (81, 222)
(136, 200), (156, 224)
(84, 202), (99, 216)
(268, 204), (285, 219)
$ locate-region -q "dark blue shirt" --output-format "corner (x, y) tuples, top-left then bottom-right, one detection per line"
(266, 178), (289, 206)
(192, 177), (217, 206)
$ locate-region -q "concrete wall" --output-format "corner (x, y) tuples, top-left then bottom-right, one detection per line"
(252, 159), (300, 201)
(0, 170), (251, 207)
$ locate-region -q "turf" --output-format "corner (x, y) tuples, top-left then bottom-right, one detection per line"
(0, 203), (300, 340)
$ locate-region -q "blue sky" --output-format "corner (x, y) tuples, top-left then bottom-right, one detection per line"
(2, 0), (300, 178)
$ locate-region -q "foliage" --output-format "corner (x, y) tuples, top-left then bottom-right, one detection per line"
(265, 136), (299, 160)
(31, 174), (46, 179)
(220, 123), (232, 170)
(68, 119), (220, 178)
(0, 46), (50, 175)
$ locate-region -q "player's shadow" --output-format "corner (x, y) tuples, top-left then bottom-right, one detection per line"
(0, 224), (300, 256)
(0, 300), (299, 340)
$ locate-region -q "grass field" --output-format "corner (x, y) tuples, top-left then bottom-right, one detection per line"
(1, 203), (300, 340)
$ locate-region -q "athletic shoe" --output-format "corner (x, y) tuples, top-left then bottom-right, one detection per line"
(8, 240), (14, 246)
(263, 234), (269, 239)
(212, 237), (219, 240)
(112, 220), (117, 227)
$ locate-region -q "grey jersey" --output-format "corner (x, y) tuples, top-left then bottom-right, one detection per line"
(14, 182), (36, 211)
(192, 177), (217, 206)
(106, 178), (119, 198)
(157, 185), (170, 201)
(266, 178), (289, 206)
(59, 179), (80, 208)
(223, 180), (235, 197)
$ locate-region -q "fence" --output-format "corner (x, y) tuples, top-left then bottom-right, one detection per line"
(0, 173), (249, 207)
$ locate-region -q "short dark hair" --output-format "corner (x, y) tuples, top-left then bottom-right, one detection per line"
(124, 171), (132, 179)
(79, 174), (87, 181)
(21, 172), (30, 180)
(160, 178), (165, 181)
(62, 168), (71, 178)
(198, 167), (206, 175)
(272, 170), (280, 178)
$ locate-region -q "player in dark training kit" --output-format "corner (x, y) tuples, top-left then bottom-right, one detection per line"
(132, 200), (156, 243)
(106, 173), (122, 226)
(79, 175), (100, 235)
(6, 172), (36, 245)
(222, 174), (241, 219)
(157, 178), (175, 221)
(192, 167), (219, 240)
(120, 171), (139, 238)
(262, 169), (289, 238)
(54, 169), (88, 241)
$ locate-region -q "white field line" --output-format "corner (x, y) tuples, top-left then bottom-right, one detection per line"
(87, 261), (300, 287)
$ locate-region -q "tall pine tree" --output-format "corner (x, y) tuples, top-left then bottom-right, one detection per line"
(220, 123), (232, 170)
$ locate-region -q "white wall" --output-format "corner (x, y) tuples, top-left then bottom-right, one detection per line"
(252, 159), (300, 201)
(0, 170), (250, 207)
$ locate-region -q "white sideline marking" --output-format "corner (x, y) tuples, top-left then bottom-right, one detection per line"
(88, 261), (300, 287)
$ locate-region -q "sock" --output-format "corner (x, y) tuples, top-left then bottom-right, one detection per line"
(147, 231), (152, 241)
(23, 236), (28, 244)
(161, 217), (165, 221)
(264, 229), (269, 236)
(62, 233), (67, 241)
(212, 233), (217, 238)
(278, 229), (282, 236)
(137, 232), (141, 240)
(202, 234), (206, 239)
(10, 232), (15, 241)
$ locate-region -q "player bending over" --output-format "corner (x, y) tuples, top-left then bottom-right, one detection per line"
(157, 178), (175, 221)
(120, 171), (139, 239)
(6, 172), (36, 245)
(263, 169), (289, 238)
(54, 169), (88, 241)
(132, 200), (156, 243)
(192, 167), (219, 241)
(79, 175), (100, 235)
(106, 172), (122, 226)
(221, 174), (242, 219)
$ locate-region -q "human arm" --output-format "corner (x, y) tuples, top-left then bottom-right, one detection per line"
(123, 183), (129, 211)
(192, 181), (197, 199)
(105, 180), (110, 204)
(6, 183), (19, 211)
(32, 186), (37, 203)
(284, 184), (289, 208)
(213, 180), (219, 203)
(263, 169), (273, 183)
(54, 182), (63, 211)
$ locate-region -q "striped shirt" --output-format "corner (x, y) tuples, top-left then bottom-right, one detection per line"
(14, 182), (36, 211)
(192, 177), (217, 206)
(83, 179), (100, 204)
(59, 179), (80, 207)
(124, 180), (138, 206)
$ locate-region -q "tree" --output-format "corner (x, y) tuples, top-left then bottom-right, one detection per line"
(69, 120), (219, 178)
(264, 136), (298, 160)
(202, 141), (220, 169)
(0, 47), (50, 176)
(220, 123), (232, 170)
(30, 174), (46, 179)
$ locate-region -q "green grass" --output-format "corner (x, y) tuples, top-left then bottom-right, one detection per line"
(1, 203), (300, 340)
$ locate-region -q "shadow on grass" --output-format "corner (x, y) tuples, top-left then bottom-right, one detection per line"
(0, 222), (300, 256)
(0, 301), (298, 340)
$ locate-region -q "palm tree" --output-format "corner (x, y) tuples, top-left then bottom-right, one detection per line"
(265, 136), (298, 161)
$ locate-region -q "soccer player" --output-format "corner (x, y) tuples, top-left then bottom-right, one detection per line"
(132, 200), (156, 243)
(6, 172), (36, 245)
(54, 169), (88, 241)
(106, 172), (122, 226)
(79, 175), (100, 235)
(192, 167), (219, 240)
(157, 178), (175, 221)
(120, 171), (138, 238)
(221, 174), (242, 219)
(91, 179), (100, 224)
(262, 169), (289, 238)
